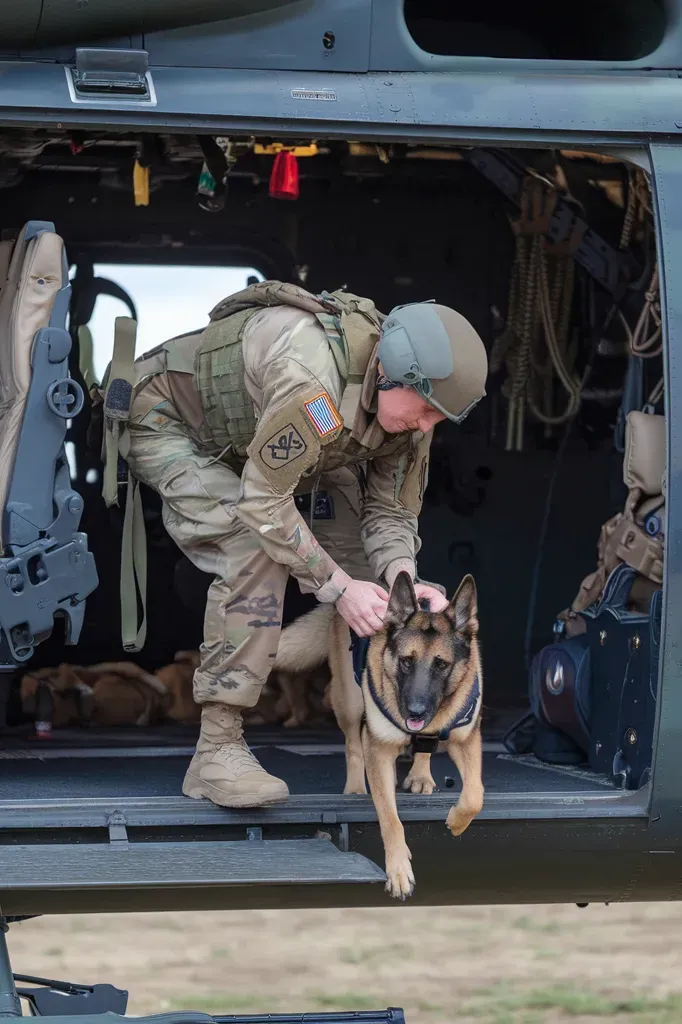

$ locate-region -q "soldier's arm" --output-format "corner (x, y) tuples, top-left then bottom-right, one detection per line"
(361, 429), (433, 586)
(236, 320), (349, 601)
(238, 455), (348, 601)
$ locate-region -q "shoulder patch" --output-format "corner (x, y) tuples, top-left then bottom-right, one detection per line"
(247, 384), (343, 495)
(259, 424), (308, 470)
(304, 392), (342, 437)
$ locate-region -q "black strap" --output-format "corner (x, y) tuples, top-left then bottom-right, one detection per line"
(349, 630), (370, 686)
(412, 735), (440, 754)
(443, 672), (481, 734)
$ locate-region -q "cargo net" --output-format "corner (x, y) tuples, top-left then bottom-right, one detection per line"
(493, 163), (660, 451)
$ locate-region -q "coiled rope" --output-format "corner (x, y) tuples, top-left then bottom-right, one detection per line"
(493, 231), (580, 451)
(495, 164), (658, 451)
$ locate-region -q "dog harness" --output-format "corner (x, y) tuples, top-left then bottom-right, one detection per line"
(350, 630), (371, 688)
(350, 630), (480, 753)
(410, 675), (481, 754)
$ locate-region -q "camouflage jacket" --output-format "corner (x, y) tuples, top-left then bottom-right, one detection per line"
(131, 296), (432, 599)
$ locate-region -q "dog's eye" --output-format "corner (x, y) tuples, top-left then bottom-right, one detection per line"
(433, 656), (450, 672)
(399, 656), (415, 672)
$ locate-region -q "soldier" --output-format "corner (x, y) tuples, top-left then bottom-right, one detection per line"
(124, 282), (488, 808)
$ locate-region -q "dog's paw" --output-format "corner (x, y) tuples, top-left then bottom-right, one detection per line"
(403, 769), (437, 795)
(385, 846), (415, 900)
(343, 780), (368, 796)
(446, 805), (473, 837)
(283, 715), (304, 728)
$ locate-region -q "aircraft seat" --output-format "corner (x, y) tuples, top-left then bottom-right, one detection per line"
(0, 221), (98, 672)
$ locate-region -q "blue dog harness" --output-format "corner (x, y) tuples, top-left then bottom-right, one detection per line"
(350, 630), (370, 687)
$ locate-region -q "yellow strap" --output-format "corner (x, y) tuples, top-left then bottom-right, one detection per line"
(253, 142), (318, 157)
(102, 316), (137, 508)
(120, 471), (148, 653)
(133, 160), (150, 206)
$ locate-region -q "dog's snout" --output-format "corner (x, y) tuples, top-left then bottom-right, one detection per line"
(406, 698), (429, 718)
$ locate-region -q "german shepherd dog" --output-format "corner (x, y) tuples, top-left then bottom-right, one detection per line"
(274, 570), (483, 899)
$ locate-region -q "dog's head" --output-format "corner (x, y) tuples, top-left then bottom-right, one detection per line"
(20, 665), (95, 728)
(379, 571), (479, 734)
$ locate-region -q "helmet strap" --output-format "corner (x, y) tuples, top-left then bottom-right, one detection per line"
(377, 372), (404, 392)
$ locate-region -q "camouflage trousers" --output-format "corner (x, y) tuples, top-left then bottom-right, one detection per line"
(127, 418), (372, 708)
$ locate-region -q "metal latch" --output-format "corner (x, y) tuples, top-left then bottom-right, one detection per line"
(67, 49), (156, 105)
(107, 811), (129, 848)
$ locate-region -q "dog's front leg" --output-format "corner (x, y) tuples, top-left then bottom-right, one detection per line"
(445, 721), (484, 837)
(329, 615), (367, 795)
(363, 730), (414, 899)
(403, 750), (437, 794)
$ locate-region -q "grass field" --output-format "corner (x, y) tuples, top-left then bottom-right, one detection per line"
(7, 902), (682, 1023)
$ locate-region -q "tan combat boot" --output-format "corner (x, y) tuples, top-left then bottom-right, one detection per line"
(182, 703), (289, 807)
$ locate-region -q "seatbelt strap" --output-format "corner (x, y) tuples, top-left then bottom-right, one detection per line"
(120, 470), (148, 653)
(101, 317), (148, 653)
(102, 316), (137, 507)
(77, 324), (97, 390)
(614, 355), (643, 454)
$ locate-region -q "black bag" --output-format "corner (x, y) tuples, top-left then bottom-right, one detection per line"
(519, 563), (661, 786)
(505, 637), (590, 765)
(528, 635), (591, 760)
(582, 564), (661, 788)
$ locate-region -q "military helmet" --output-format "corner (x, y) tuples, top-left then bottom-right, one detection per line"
(377, 301), (488, 423)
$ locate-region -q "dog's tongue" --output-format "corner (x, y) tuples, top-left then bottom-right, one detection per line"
(406, 716), (426, 732)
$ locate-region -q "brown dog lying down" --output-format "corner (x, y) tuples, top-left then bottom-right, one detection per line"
(273, 571), (484, 899)
(19, 653), (334, 732)
(19, 652), (202, 729)
(247, 664), (332, 728)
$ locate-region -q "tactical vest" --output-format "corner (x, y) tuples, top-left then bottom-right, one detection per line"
(193, 280), (391, 459)
(564, 492), (664, 623)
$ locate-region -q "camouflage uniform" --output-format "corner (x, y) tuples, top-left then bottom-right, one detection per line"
(126, 284), (432, 710)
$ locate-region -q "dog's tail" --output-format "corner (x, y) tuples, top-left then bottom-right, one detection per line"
(274, 604), (335, 673)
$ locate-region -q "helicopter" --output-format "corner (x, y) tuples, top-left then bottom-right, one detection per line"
(0, 4), (679, 1020)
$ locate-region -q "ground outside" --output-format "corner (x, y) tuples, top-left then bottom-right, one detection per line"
(6, 904), (682, 1024)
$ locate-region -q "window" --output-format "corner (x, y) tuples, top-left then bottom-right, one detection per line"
(71, 264), (263, 384)
(403, 0), (666, 61)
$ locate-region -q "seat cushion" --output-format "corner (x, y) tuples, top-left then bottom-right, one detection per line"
(624, 410), (665, 498)
(0, 227), (65, 546)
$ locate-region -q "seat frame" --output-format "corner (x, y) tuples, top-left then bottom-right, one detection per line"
(0, 220), (98, 671)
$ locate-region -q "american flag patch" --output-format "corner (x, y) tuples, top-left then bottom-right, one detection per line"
(304, 392), (342, 437)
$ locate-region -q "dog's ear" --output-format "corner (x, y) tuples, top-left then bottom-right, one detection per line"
(445, 574), (478, 635)
(385, 571), (419, 627)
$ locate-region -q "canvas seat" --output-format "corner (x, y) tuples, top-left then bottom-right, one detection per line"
(563, 409), (665, 625)
(0, 221), (97, 670)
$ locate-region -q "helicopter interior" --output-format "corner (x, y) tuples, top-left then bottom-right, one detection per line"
(0, 133), (664, 811)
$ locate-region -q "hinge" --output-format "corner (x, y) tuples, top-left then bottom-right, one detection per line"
(107, 811), (129, 848)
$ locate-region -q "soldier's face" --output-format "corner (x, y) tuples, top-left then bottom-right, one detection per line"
(377, 387), (447, 434)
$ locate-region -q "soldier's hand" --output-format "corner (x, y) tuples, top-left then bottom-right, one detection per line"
(413, 583), (449, 613)
(336, 580), (389, 637)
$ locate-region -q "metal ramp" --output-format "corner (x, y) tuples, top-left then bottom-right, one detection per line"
(0, 837), (386, 892)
